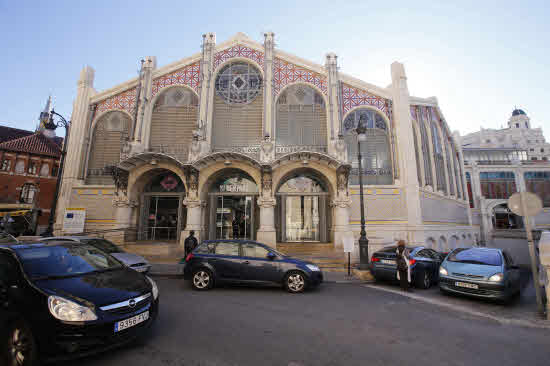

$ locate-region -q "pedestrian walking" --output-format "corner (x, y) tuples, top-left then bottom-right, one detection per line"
(396, 240), (412, 291)
(184, 231), (198, 258)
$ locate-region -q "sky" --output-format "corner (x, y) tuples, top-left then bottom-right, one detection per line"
(0, 0), (548, 140)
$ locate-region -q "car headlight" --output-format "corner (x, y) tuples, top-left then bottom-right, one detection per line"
(489, 273), (503, 282)
(48, 295), (97, 322)
(305, 264), (320, 272)
(146, 275), (159, 300)
(439, 267), (448, 276)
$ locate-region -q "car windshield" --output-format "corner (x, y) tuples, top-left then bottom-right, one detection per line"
(447, 248), (502, 266)
(16, 243), (123, 279)
(81, 238), (122, 254)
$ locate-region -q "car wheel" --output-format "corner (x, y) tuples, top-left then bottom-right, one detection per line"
(192, 268), (214, 291)
(5, 319), (38, 366)
(416, 270), (431, 289)
(284, 271), (307, 293)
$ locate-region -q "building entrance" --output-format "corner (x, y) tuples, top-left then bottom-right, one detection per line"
(492, 203), (523, 230)
(138, 171), (186, 241)
(276, 173), (329, 242)
(207, 170), (259, 240)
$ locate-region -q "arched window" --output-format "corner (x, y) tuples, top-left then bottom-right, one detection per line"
(415, 107), (433, 187)
(15, 160), (25, 174)
(412, 124), (423, 186)
(150, 87), (198, 161)
(453, 143), (465, 199)
(276, 84), (327, 149)
(40, 163), (50, 176)
(20, 183), (37, 204)
(344, 108), (393, 185)
(212, 62), (263, 150)
(429, 109), (447, 194)
(465, 172), (474, 208)
(86, 111), (130, 185)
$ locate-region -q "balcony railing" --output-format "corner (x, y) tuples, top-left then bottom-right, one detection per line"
(148, 145), (188, 162)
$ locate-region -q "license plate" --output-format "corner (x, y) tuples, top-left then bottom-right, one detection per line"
(381, 259), (395, 265)
(455, 282), (478, 289)
(114, 311), (149, 333)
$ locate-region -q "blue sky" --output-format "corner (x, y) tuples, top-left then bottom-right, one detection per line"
(0, 0), (548, 140)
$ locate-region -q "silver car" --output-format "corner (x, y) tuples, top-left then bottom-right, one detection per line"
(39, 236), (152, 273)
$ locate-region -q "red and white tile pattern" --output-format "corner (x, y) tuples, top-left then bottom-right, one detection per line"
(341, 83), (389, 118)
(273, 58), (327, 96)
(214, 45), (264, 70)
(96, 87), (137, 115)
(152, 61), (201, 97)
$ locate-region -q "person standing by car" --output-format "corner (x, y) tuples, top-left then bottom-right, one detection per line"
(396, 240), (412, 291)
(184, 231), (198, 258)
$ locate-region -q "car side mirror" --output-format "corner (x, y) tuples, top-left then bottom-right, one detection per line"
(267, 252), (277, 260)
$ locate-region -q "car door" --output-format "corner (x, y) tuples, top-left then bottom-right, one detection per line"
(0, 251), (23, 319)
(415, 249), (436, 278)
(212, 241), (243, 281)
(427, 249), (444, 281)
(241, 243), (281, 283)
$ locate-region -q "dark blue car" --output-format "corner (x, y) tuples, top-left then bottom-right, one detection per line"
(370, 246), (445, 289)
(182, 240), (323, 293)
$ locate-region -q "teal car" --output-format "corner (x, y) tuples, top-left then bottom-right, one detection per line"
(438, 247), (521, 302)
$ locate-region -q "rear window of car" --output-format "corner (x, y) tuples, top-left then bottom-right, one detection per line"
(447, 248), (502, 266)
(195, 242), (215, 254)
(215, 242), (239, 256)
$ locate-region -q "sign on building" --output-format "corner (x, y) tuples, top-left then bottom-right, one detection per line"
(63, 208), (86, 233)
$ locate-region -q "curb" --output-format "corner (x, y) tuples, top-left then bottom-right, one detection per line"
(363, 284), (550, 330)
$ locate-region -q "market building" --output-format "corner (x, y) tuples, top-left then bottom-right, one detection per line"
(55, 32), (476, 256)
(461, 109), (550, 245)
(0, 98), (63, 235)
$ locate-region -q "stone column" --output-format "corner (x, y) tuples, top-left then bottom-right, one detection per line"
(325, 53), (342, 159)
(390, 62), (424, 244)
(55, 66), (95, 233)
(113, 196), (137, 244)
(263, 32), (275, 142)
(182, 166), (203, 245)
(199, 33), (216, 150)
(138, 56), (157, 148)
(332, 165), (353, 249)
(256, 166), (276, 247)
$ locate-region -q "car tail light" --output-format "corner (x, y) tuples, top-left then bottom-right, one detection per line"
(185, 253), (194, 262)
(409, 258), (416, 266)
(371, 256), (380, 262)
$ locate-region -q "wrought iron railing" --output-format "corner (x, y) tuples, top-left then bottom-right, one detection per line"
(148, 145), (189, 161)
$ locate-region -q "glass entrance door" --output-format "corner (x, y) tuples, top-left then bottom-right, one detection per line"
(285, 196), (320, 242)
(146, 196), (180, 240)
(215, 195), (254, 240)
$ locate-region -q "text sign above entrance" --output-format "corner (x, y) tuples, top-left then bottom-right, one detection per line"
(219, 184), (247, 193)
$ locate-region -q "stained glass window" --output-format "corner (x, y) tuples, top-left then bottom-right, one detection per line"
(215, 62), (262, 104)
(429, 110), (447, 194)
(524, 172), (550, 207)
(479, 172), (516, 199)
(343, 108), (393, 185)
(416, 107), (433, 187)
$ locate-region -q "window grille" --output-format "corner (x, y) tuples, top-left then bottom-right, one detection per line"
(429, 111), (447, 194)
(20, 184), (37, 204)
(416, 107), (433, 187)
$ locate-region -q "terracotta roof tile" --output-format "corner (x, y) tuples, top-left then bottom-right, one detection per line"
(0, 132), (62, 157)
(0, 126), (34, 144)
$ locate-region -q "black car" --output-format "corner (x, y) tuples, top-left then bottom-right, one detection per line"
(0, 241), (159, 365)
(182, 240), (323, 293)
(370, 245), (445, 289)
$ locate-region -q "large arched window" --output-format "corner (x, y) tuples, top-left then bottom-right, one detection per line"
(344, 108), (393, 185)
(452, 143), (464, 199)
(86, 111), (131, 184)
(429, 109), (447, 194)
(415, 107), (433, 187)
(442, 130), (455, 196)
(150, 87), (198, 161)
(212, 62), (263, 150)
(412, 124), (423, 186)
(276, 84), (327, 149)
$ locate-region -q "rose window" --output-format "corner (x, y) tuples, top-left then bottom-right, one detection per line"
(215, 62), (262, 104)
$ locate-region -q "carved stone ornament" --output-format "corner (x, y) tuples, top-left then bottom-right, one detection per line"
(260, 140), (274, 162)
(112, 195), (137, 208)
(331, 197), (352, 208)
(336, 164), (351, 193)
(261, 165), (272, 193)
(104, 165), (129, 195)
(182, 197), (203, 209)
(184, 166), (199, 192)
(257, 196), (276, 208)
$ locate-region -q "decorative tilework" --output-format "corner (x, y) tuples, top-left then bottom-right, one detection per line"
(273, 58), (327, 96)
(341, 83), (389, 118)
(96, 88), (137, 115)
(214, 44), (264, 70)
(152, 62), (201, 97)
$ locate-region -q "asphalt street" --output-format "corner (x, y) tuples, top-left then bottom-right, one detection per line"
(65, 278), (550, 366)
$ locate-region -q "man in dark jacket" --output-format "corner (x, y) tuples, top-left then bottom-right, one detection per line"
(184, 231), (198, 258)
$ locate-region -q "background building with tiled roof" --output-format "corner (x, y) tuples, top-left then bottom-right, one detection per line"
(0, 98), (63, 235)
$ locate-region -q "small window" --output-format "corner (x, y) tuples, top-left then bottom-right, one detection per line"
(532, 157), (538, 161)
(15, 160), (25, 174)
(40, 163), (50, 176)
(515, 123), (519, 128)
(543, 157), (548, 161)
(52, 165), (59, 177)
(242, 243), (269, 258)
(525, 122), (529, 128)
(215, 242), (239, 256)
(195, 242), (215, 254)
(541, 148), (545, 153)
(486, 139), (491, 143)
(28, 161), (37, 175)
(20, 184), (37, 204)
(530, 148), (534, 152)
(0, 159), (11, 171)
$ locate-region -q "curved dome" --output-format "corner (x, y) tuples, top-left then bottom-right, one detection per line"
(512, 109), (526, 116)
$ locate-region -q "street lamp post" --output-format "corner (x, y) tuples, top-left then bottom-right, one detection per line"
(42, 109), (70, 237)
(356, 123), (369, 269)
